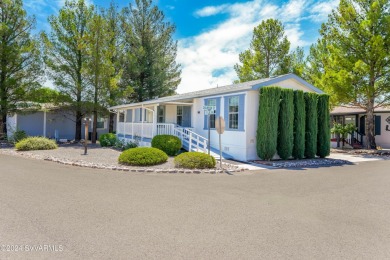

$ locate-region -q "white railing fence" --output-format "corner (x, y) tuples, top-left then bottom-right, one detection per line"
(116, 122), (209, 154)
(173, 127), (208, 153)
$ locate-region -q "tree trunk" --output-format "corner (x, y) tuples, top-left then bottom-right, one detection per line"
(365, 100), (376, 149)
(1, 113), (7, 137)
(92, 110), (97, 144)
(109, 113), (115, 133)
(75, 110), (82, 141)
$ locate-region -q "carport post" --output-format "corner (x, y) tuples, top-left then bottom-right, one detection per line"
(43, 110), (47, 137)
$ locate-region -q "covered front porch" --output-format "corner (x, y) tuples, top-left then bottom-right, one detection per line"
(113, 101), (208, 153)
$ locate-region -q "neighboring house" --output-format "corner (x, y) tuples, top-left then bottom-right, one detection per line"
(109, 74), (324, 161)
(6, 104), (112, 141)
(330, 106), (390, 149)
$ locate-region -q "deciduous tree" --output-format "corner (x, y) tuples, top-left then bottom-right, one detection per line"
(0, 0), (42, 136)
(41, 0), (93, 141)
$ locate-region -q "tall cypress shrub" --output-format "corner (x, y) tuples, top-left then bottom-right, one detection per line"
(277, 89), (294, 160)
(293, 90), (305, 159)
(257, 87), (281, 160)
(317, 94), (330, 158)
(304, 93), (318, 158)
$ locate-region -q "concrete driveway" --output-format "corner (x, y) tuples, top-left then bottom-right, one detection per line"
(1, 155), (390, 259)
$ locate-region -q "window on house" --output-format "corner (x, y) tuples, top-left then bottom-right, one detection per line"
(207, 99), (216, 128)
(119, 112), (125, 122)
(96, 118), (105, 129)
(177, 106), (183, 126)
(157, 106), (165, 123)
(228, 96), (239, 129)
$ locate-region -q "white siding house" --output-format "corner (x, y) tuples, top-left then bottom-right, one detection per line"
(110, 74), (324, 161)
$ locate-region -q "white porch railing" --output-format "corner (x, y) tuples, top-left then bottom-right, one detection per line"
(117, 122), (209, 154)
(173, 127), (208, 153)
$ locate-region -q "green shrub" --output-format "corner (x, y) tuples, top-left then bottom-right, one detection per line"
(10, 130), (28, 144)
(99, 133), (117, 147)
(115, 139), (138, 151)
(151, 135), (182, 156)
(277, 89), (294, 160)
(174, 152), (216, 169)
(15, 137), (58, 151)
(257, 86), (281, 160)
(304, 92), (318, 158)
(317, 94), (331, 158)
(292, 90), (306, 159)
(118, 147), (168, 166)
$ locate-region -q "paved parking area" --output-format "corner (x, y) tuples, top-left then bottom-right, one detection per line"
(1, 155), (390, 259)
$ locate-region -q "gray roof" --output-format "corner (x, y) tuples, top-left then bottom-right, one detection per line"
(110, 73), (324, 110)
(331, 106), (390, 115)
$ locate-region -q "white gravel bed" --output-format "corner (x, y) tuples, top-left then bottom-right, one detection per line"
(0, 145), (243, 173)
(252, 158), (351, 168)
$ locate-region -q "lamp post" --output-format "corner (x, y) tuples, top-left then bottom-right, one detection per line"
(83, 117), (91, 155)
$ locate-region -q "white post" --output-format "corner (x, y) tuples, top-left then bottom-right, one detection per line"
(122, 110), (125, 141)
(131, 109), (134, 141)
(43, 110), (47, 137)
(189, 132), (192, 151)
(153, 105), (158, 138)
(116, 110), (119, 136)
(141, 105), (144, 145)
(124, 109), (127, 142)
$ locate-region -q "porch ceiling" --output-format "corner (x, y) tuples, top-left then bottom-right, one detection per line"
(110, 101), (193, 111)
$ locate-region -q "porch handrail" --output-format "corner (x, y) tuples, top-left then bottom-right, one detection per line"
(173, 127), (208, 153)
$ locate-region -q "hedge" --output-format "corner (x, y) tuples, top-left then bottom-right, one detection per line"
(257, 86), (281, 160)
(174, 152), (216, 169)
(317, 94), (330, 158)
(15, 137), (58, 151)
(304, 92), (318, 158)
(277, 89), (294, 160)
(118, 147), (168, 166)
(99, 133), (117, 147)
(151, 135), (182, 156)
(292, 90), (306, 159)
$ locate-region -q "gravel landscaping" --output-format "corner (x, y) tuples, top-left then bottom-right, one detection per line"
(252, 158), (352, 168)
(0, 143), (242, 173)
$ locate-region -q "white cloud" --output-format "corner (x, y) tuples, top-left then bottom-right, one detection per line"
(194, 4), (230, 17)
(176, 0), (338, 93)
(307, 0), (339, 22)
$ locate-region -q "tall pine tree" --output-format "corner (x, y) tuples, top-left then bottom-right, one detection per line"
(234, 19), (291, 82)
(121, 0), (181, 102)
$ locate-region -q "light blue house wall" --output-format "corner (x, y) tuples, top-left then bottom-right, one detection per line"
(9, 109), (112, 141)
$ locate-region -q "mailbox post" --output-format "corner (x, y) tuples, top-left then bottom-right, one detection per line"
(83, 118), (91, 155)
(203, 105), (216, 155)
(215, 116), (225, 169)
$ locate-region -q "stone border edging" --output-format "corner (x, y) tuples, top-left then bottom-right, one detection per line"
(0, 149), (244, 174)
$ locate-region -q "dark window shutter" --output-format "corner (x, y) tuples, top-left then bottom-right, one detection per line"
(375, 116), (381, 135)
(359, 116), (365, 135)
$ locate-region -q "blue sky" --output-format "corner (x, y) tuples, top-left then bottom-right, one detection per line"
(24, 0), (339, 93)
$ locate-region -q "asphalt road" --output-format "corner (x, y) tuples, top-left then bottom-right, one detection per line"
(1, 155), (390, 259)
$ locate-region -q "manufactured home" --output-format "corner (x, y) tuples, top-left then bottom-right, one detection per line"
(330, 106), (390, 149)
(109, 74), (324, 161)
(6, 105), (112, 141)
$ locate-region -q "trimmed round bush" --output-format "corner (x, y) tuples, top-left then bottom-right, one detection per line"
(151, 135), (181, 156)
(118, 147), (168, 166)
(174, 152), (216, 169)
(15, 137), (58, 151)
(99, 133), (117, 147)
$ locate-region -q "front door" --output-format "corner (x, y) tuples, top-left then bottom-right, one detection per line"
(177, 106), (191, 127)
